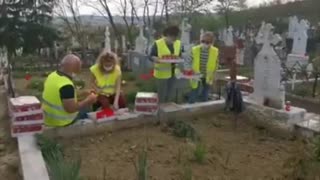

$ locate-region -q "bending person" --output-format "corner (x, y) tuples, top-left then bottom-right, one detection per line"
(42, 54), (97, 127)
(90, 50), (126, 110)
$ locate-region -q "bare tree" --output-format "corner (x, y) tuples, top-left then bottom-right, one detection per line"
(85, 0), (121, 41)
(170, 0), (214, 18)
(216, 0), (243, 27)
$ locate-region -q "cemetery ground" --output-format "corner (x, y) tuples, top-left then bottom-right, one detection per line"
(59, 112), (320, 180)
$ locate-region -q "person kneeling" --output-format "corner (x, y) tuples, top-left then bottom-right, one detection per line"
(90, 50), (126, 110)
(188, 32), (219, 104)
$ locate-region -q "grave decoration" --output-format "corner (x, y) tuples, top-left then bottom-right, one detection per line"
(9, 96), (44, 137)
(134, 92), (159, 115)
(88, 107), (116, 123)
(252, 23), (284, 109)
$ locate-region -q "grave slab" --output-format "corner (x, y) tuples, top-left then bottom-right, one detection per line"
(18, 135), (49, 180)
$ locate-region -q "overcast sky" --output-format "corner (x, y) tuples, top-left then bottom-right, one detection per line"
(78, 0), (275, 15)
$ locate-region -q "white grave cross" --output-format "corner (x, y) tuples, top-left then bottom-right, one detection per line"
(253, 23), (284, 109)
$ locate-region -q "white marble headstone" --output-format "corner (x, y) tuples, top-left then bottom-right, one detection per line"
(253, 23), (284, 109)
(288, 16), (299, 39)
(134, 23), (147, 54)
(223, 26), (234, 46)
(105, 26), (111, 51)
(292, 19), (309, 55)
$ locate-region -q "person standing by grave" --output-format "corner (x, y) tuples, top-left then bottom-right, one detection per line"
(149, 25), (183, 103)
(186, 32), (219, 103)
(42, 54), (98, 127)
(90, 50), (126, 110)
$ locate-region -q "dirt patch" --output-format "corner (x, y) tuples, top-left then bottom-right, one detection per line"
(0, 89), (21, 180)
(60, 113), (318, 180)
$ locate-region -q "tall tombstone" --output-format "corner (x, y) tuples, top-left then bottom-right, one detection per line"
(180, 18), (192, 52)
(200, 28), (204, 40)
(288, 16), (299, 39)
(71, 36), (79, 48)
(252, 23), (284, 109)
(286, 19), (309, 70)
(224, 26), (234, 47)
(134, 23), (147, 54)
(114, 40), (119, 54)
(105, 26), (111, 51)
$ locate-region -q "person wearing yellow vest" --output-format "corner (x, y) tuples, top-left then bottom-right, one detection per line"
(42, 54), (98, 127)
(149, 26), (183, 103)
(187, 32), (219, 103)
(90, 50), (126, 110)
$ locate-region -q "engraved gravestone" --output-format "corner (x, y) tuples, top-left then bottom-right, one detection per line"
(252, 23), (284, 109)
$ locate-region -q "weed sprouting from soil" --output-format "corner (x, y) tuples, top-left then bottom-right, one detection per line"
(133, 149), (148, 180)
(193, 143), (207, 164)
(36, 135), (82, 180)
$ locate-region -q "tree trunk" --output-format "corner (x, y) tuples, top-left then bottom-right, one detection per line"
(224, 10), (229, 28)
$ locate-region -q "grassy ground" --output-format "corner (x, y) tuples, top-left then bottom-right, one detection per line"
(288, 81), (320, 100)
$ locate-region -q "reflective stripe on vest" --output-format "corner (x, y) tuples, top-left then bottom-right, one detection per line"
(42, 71), (77, 127)
(154, 38), (181, 79)
(190, 45), (219, 89)
(42, 99), (76, 121)
(90, 64), (120, 94)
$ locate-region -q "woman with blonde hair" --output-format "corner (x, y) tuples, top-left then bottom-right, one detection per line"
(90, 50), (126, 110)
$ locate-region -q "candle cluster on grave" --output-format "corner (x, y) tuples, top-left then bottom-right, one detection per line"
(9, 96), (44, 137)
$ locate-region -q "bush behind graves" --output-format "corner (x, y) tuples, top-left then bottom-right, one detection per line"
(27, 79), (44, 92)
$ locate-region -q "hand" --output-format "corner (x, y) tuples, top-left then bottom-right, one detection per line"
(86, 92), (98, 104)
(113, 101), (119, 110)
(153, 57), (161, 63)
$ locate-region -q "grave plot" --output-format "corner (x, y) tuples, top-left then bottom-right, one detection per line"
(49, 112), (320, 180)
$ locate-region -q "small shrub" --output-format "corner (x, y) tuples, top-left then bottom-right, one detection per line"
(193, 143), (207, 164)
(123, 72), (136, 81)
(27, 79), (44, 91)
(294, 86), (309, 97)
(126, 91), (137, 104)
(168, 120), (199, 142)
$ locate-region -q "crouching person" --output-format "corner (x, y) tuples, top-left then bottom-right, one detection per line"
(188, 32), (219, 104)
(90, 50), (126, 110)
(42, 54), (98, 127)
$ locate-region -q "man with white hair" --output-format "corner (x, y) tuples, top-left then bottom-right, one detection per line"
(42, 54), (97, 127)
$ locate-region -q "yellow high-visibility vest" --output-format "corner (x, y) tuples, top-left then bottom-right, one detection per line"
(154, 38), (182, 79)
(190, 45), (219, 89)
(90, 64), (121, 95)
(42, 71), (78, 127)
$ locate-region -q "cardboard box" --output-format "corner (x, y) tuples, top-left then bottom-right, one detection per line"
(9, 96), (41, 113)
(11, 123), (43, 137)
(135, 92), (158, 105)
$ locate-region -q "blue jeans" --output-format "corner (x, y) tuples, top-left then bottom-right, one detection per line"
(188, 78), (210, 104)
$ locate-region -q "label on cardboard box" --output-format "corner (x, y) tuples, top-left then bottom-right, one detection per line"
(11, 124), (43, 137)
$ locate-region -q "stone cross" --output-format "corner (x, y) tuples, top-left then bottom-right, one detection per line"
(134, 23), (147, 54)
(253, 23), (284, 109)
(180, 18), (192, 46)
(105, 26), (111, 51)
(292, 19), (309, 55)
